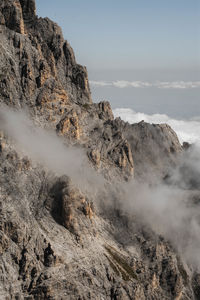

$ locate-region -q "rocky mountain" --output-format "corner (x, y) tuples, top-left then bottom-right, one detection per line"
(0, 1), (199, 299)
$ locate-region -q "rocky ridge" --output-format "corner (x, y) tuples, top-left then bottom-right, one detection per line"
(0, 1), (199, 299)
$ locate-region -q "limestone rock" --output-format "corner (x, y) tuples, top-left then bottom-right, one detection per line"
(0, 1), (197, 299)
(112, 117), (182, 178)
(0, 0), (25, 34)
(56, 109), (82, 140)
(0, 0), (91, 111)
(19, 0), (36, 22)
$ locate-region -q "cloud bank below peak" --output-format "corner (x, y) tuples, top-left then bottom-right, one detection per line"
(90, 80), (200, 89)
(113, 108), (200, 145)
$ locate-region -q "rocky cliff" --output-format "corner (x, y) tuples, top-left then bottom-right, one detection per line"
(0, 1), (199, 299)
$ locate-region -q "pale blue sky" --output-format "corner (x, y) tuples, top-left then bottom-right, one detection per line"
(36, 0), (199, 70)
(36, 0), (200, 118)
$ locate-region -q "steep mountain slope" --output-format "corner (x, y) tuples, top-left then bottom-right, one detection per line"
(0, 1), (199, 299)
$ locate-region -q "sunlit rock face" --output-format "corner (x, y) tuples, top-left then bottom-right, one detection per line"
(0, 0), (198, 299)
(0, 0), (92, 112)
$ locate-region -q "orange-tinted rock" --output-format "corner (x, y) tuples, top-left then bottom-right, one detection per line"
(56, 110), (81, 140)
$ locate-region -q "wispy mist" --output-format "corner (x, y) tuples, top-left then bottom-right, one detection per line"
(1, 106), (200, 270)
(0, 106), (104, 193)
(113, 142), (200, 269)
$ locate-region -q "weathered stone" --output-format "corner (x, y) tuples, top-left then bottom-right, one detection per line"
(0, 0), (25, 34)
(19, 0), (36, 22)
(0, 1), (197, 299)
(56, 110), (81, 140)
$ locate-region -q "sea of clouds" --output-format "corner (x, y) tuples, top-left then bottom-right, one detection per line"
(113, 108), (200, 145)
(90, 80), (200, 89)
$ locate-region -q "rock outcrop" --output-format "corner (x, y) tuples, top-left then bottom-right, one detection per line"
(0, 1), (198, 299)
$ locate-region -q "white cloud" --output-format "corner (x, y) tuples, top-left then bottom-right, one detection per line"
(89, 80), (110, 87)
(90, 80), (200, 89)
(112, 80), (152, 88)
(155, 81), (200, 89)
(113, 108), (200, 144)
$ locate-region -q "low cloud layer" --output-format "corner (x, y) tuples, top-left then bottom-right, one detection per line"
(113, 108), (200, 144)
(90, 80), (200, 89)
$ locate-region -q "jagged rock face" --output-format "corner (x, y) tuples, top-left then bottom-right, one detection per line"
(19, 0), (36, 22)
(0, 136), (195, 299)
(0, 0), (25, 34)
(111, 118), (182, 178)
(0, 0), (180, 179)
(0, 0), (91, 111)
(0, 1), (198, 299)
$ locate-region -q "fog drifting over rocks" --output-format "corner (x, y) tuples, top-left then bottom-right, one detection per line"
(1, 106), (200, 270)
(0, 106), (104, 194)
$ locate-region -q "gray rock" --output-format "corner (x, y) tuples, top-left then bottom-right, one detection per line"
(0, 1), (197, 299)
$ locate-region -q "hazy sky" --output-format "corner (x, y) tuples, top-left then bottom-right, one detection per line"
(36, 0), (200, 119)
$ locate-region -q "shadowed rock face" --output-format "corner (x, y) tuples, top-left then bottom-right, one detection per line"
(0, 0), (25, 33)
(19, 0), (36, 21)
(111, 118), (182, 179)
(0, 0), (36, 33)
(0, 1), (198, 299)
